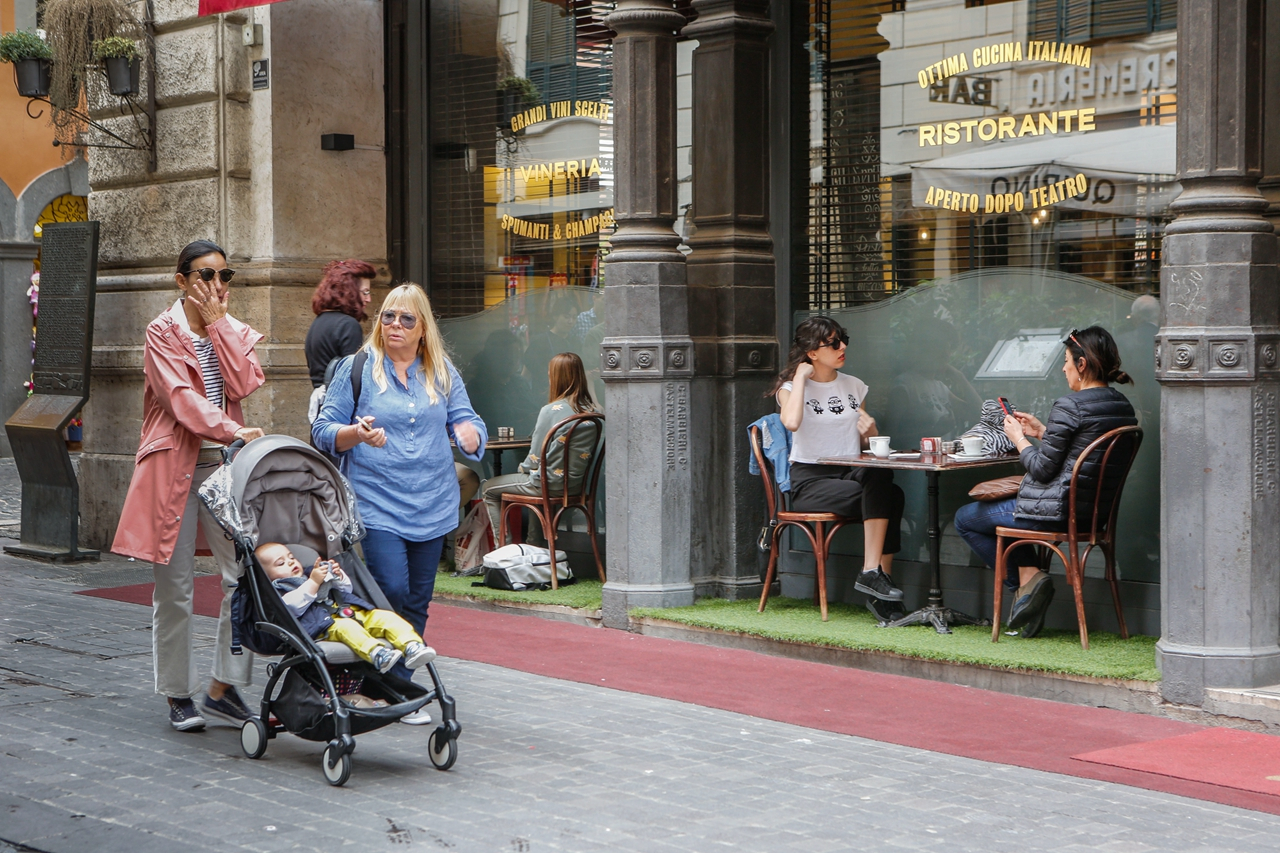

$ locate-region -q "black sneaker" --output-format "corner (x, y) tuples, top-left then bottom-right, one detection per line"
(855, 568), (904, 602)
(866, 597), (906, 626)
(201, 687), (253, 725)
(1019, 580), (1056, 639)
(168, 697), (207, 732)
(1008, 572), (1052, 631)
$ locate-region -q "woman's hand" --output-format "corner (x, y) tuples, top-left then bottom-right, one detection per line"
(234, 427), (264, 444)
(857, 410), (877, 439)
(1013, 411), (1045, 439)
(453, 420), (480, 455)
(793, 362), (815, 383)
(1004, 414), (1027, 446)
(355, 416), (387, 448)
(187, 275), (228, 325)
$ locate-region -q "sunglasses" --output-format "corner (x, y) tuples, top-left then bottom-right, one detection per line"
(186, 267), (235, 283)
(816, 332), (850, 350)
(1064, 328), (1083, 348)
(380, 310), (418, 330)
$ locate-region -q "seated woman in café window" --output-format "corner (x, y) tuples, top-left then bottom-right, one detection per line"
(773, 317), (907, 622)
(952, 326), (1137, 638)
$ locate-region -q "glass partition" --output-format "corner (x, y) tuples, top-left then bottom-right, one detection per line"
(798, 268), (1159, 584)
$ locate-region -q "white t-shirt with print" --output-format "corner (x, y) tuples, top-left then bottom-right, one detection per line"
(780, 372), (870, 464)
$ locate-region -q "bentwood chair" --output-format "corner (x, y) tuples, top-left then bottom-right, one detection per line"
(751, 425), (856, 622)
(992, 425), (1143, 649)
(498, 413), (605, 588)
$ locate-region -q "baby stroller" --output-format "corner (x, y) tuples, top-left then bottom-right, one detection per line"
(198, 435), (461, 786)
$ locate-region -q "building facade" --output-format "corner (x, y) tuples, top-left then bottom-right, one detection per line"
(45, 0), (1280, 709)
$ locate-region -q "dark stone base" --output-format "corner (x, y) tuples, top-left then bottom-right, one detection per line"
(4, 543), (101, 563)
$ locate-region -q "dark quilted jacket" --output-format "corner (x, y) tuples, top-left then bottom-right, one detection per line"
(271, 576), (376, 640)
(1014, 386), (1137, 524)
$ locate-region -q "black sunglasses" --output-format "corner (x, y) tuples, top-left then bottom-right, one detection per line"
(186, 267), (235, 283)
(816, 332), (850, 349)
(380, 310), (418, 330)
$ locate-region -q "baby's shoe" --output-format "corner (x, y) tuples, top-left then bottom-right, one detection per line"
(370, 645), (403, 674)
(403, 641), (437, 669)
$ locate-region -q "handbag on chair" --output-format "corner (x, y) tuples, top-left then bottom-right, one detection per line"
(968, 475), (1023, 501)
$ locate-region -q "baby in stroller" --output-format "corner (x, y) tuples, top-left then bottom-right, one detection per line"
(255, 542), (436, 674)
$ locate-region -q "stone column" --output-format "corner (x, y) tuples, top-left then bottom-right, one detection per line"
(600, 0), (696, 627)
(1156, 0), (1280, 704)
(683, 0), (776, 598)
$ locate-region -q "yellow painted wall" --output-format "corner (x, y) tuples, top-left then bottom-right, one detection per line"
(0, 0), (73, 203)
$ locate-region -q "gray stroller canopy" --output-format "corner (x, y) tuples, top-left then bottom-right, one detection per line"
(199, 435), (363, 558)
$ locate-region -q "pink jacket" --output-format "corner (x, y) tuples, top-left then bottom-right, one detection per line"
(112, 302), (265, 564)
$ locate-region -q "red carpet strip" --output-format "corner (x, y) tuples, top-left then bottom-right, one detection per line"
(78, 581), (1280, 814)
(1075, 727), (1280, 797)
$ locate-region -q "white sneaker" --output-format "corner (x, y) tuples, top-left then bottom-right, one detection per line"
(402, 641), (437, 669)
(370, 645), (403, 674)
(400, 707), (432, 726)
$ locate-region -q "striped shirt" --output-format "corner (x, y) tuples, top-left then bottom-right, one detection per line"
(192, 336), (225, 410)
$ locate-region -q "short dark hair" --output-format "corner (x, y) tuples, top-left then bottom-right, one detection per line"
(176, 240), (227, 274)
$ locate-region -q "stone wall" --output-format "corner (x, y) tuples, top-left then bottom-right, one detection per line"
(80, 0), (388, 552)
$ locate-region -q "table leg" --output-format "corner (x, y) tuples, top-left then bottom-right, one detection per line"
(884, 469), (988, 634)
(493, 450), (503, 476)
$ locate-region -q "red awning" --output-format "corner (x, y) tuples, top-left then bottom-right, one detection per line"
(198, 0), (288, 14)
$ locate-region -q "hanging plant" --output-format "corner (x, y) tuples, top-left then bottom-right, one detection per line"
(0, 31), (54, 98)
(42, 0), (142, 139)
(93, 35), (140, 95)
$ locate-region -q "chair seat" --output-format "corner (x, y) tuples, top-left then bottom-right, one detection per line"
(503, 490), (586, 505)
(777, 510), (850, 523)
(994, 526), (1069, 543)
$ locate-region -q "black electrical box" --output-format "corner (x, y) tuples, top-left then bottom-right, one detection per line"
(321, 134), (355, 151)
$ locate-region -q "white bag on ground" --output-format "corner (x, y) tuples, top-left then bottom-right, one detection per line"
(481, 544), (572, 590)
(453, 503), (495, 576)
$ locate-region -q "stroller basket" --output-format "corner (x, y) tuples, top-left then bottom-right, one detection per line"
(200, 435), (461, 785)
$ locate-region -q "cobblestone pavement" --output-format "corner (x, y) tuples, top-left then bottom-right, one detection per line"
(0, 458), (19, 539)
(2, 549), (1280, 852)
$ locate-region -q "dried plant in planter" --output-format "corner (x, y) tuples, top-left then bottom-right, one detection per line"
(42, 0), (142, 140)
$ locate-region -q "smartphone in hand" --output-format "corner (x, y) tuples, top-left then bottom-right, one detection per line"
(997, 397), (1014, 417)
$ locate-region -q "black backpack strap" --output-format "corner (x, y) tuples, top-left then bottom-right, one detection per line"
(348, 349), (368, 425)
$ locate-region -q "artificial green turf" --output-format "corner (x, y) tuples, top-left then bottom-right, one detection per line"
(434, 573), (604, 610)
(632, 596), (1160, 682)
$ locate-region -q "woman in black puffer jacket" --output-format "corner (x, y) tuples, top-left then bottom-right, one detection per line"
(954, 326), (1137, 637)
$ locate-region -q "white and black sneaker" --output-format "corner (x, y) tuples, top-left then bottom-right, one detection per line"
(370, 646), (404, 674)
(854, 568), (904, 602)
(168, 697), (207, 732)
(402, 641), (437, 669)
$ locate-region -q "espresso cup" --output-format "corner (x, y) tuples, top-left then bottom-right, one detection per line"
(961, 436), (984, 456)
(869, 436), (891, 458)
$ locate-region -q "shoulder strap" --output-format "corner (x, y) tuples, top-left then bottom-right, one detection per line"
(348, 349), (368, 424)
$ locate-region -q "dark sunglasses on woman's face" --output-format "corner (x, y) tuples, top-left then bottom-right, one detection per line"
(380, 310), (418, 330)
(187, 267), (235, 283)
(817, 332), (850, 349)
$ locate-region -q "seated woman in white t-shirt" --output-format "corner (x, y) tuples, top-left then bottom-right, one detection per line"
(773, 316), (907, 619)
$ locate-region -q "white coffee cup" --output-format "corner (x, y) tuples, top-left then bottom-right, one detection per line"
(961, 435), (984, 456)
(869, 436), (891, 458)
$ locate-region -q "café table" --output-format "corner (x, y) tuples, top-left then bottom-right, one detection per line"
(454, 435), (533, 476)
(815, 449), (1022, 634)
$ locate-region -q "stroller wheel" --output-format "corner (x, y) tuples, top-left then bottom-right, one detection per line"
(240, 717), (268, 759)
(322, 744), (352, 786)
(428, 729), (458, 771)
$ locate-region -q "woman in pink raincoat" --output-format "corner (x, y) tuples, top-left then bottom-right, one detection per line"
(113, 240), (266, 732)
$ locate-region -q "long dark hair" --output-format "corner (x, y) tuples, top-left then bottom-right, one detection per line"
(1066, 326), (1132, 385)
(548, 352), (596, 413)
(312, 258), (376, 321)
(176, 240), (226, 274)
(768, 316), (847, 396)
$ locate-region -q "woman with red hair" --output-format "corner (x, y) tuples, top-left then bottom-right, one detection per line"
(305, 259), (377, 391)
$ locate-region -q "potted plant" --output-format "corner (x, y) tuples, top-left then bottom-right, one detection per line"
(0, 31), (53, 98)
(93, 35), (139, 96)
(498, 75), (541, 128)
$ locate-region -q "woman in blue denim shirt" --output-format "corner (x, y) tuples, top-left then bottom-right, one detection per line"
(313, 284), (486, 655)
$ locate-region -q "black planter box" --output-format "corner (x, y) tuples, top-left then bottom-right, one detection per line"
(14, 58), (51, 98)
(105, 56), (140, 96)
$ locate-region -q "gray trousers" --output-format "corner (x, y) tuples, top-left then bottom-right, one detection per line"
(151, 462), (252, 698)
(483, 473), (544, 543)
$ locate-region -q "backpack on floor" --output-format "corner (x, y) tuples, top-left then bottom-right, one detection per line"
(476, 544), (574, 591)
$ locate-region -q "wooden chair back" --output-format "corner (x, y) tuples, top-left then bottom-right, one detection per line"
(749, 425), (782, 522)
(532, 412), (606, 509)
(1066, 425), (1143, 547)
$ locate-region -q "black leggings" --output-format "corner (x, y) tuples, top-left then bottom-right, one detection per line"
(789, 463), (905, 555)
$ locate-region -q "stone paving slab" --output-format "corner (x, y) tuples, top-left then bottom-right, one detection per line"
(2, 551), (1280, 850)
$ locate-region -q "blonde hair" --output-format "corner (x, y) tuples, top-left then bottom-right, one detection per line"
(364, 283), (453, 404)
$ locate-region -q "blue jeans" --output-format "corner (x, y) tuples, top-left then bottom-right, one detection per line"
(953, 499), (1064, 589)
(361, 528), (445, 637)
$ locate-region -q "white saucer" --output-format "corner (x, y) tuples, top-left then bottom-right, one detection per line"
(951, 452), (988, 460)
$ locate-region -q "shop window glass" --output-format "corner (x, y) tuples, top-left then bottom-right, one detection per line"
(424, 0), (614, 319)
